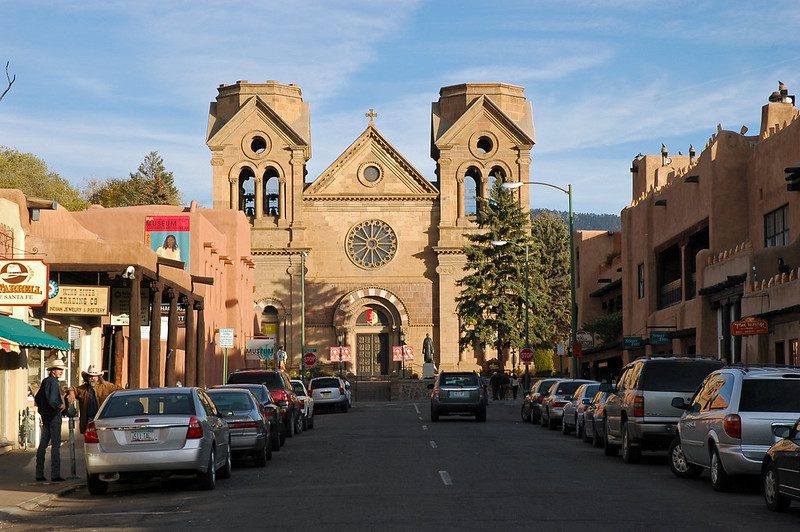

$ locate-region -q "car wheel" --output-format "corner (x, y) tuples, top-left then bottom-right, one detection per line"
(431, 408), (440, 422)
(476, 406), (487, 422)
(710, 446), (732, 492)
(253, 442), (268, 467)
(621, 423), (641, 464)
(198, 448), (216, 490)
(286, 414), (295, 438)
(547, 410), (557, 430)
(540, 410), (547, 427)
(271, 427), (281, 451)
(307, 412), (314, 430)
(591, 420), (603, 448)
(764, 461), (791, 512)
(295, 412), (304, 434)
(86, 473), (108, 496)
(218, 442), (232, 479)
(521, 404), (531, 422)
(669, 438), (702, 479)
(576, 418), (584, 440)
(561, 416), (571, 435)
(278, 425), (286, 447)
(603, 420), (618, 456)
(341, 401), (349, 413)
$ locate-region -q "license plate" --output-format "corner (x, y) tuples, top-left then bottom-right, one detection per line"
(322, 391), (331, 397)
(131, 430), (156, 442)
(451, 391), (468, 398)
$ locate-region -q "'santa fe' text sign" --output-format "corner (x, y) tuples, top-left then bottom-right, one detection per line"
(0, 260), (48, 306)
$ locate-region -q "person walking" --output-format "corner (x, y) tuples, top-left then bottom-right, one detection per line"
(34, 359), (66, 482)
(68, 365), (122, 434)
(510, 373), (520, 400)
(501, 371), (510, 400)
(489, 371), (501, 400)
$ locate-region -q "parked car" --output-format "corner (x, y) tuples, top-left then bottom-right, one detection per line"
(206, 388), (271, 467)
(761, 417), (800, 512)
(309, 376), (351, 413)
(585, 390), (611, 446)
(562, 382), (600, 436)
(540, 379), (597, 430)
(84, 387), (232, 495)
(227, 369), (302, 437)
(290, 379), (315, 430)
(429, 371), (487, 422)
(669, 366), (800, 491)
(213, 383), (283, 450)
(602, 356), (724, 462)
(520, 378), (559, 424)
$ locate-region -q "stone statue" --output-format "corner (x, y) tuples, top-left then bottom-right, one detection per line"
(422, 333), (434, 364)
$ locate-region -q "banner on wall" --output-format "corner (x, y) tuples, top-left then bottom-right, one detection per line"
(145, 216), (190, 271)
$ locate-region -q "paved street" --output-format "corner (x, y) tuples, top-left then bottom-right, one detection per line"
(3, 400), (799, 531)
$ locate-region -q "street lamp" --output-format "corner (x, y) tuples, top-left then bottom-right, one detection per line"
(502, 180), (578, 378)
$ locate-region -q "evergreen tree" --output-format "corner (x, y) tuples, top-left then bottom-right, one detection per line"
(86, 151), (181, 207)
(528, 212), (571, 347)
(456, 179), (536, 365)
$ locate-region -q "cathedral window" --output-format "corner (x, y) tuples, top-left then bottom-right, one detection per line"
(487, 166), (506, 195)
(346, 220), (398, 269)
(250, 136), (267, 154)
(238, 167), (256, 217)
(263, 167), (280, 217)
(476, 136), (494, 155)
(363, 165), (381, 182)
(464, 166), (481, 216)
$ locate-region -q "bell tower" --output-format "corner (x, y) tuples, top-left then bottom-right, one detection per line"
(206, 80), (311, 245)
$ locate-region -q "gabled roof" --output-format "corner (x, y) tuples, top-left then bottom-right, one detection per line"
(304, 124), (438, 197)
(433, 94), (535, 150)
(206, 95), (309, 154)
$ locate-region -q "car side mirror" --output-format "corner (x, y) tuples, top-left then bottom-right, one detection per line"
(773, 425), (792, 439)
(582, 399), (592, 405)
(427, 383), (434, 390)
(598, 383), (614, 393)
(345, 382), (351, 390)
(671, 397), (689, 410)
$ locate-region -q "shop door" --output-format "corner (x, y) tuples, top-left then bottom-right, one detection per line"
(356, 333), (389, 376)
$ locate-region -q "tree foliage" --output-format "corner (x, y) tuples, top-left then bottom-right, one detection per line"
(456, 179), (537, 364)
(533, 347), (555, 374)
(528, 212), (571, 347)
(0, 147), (87, 210)
(582, 311), (622, 346)
(86, 151), (180, 207)
(532, 208), (620, 232)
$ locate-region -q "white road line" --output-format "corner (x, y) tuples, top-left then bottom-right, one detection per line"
(429, 440), (437, 448)
(439, 470), (452, 486)
(413, 403), (420, 414)
(418, 416), (423, 421)
(422, 425), (428, 431)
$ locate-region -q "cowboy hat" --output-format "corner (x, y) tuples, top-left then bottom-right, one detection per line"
(46, 360), (66, 371)
(81, 364), (105, 379)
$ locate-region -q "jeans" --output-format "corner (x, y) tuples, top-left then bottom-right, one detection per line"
(35, 415), (62, 479)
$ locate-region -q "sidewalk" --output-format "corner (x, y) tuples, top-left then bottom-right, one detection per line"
(0, 429), (85, 514)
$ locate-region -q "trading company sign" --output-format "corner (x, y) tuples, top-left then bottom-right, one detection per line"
(48, 285), (110, 316)
(0, 259), (48, 306)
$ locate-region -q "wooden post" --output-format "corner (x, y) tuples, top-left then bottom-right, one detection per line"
(165, 288), (179, 387)
(113, 327), (124, 387)
(148, 281), (163, 388)
(196, 302), (206, 387)
(128, 276), (142, 389)
(184, 295), (196, 387)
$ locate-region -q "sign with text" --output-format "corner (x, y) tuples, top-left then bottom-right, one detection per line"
(246, 338), (275, 361)
(520, 347), (534, 364)
(731, 316), (769, 336)
(649, 330), (672, 346)
(218, 328), (235, 349)
(576, 329), (594, 349)
(110, 287), (150, 325)
(623, 336), (645, 349)
(303, 352), (317, 367)
(392, 346), (414, 361)
(145, 216), (191, 271)
(48, 285), (109, 316)
(0, 259), (48, 306)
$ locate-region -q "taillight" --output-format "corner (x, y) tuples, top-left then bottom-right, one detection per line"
(264, 410), (275, 418)
(84, 422), (99, 444)
(299, 399), (305, 407)
(553, 401), (568, 408)
(229, 421), (258, 429)
(186, 417), (203, 439)
(338, 387), (344, 394)
(633, 394), (645, 418)
(723, 414), (741, 439)
(536, 395), (545, 404)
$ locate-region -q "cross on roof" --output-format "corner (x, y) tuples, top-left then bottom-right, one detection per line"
(365, 108), (378, 125)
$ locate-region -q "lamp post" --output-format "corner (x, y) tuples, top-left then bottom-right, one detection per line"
(502, 180), (578, 378)
(300, 251), (307, 381)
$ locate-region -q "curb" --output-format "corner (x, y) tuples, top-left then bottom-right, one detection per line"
(17, 481), (84, 512)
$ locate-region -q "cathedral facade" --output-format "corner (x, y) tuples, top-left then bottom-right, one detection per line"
(206, 81), (535, 376)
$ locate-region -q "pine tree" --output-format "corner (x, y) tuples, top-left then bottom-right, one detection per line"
(130, 151), (180, 205)
(528, 212), (571, 347)
(456, 179), (535, 366)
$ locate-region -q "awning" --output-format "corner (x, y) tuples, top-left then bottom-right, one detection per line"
(0, 315), (70, 351)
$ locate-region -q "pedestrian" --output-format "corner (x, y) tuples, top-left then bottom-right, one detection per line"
(510, 373), (519, 400)
(276, 345), (287, 371)
(34, 359), (66, 482)
(501, 371), (510, 400)
(68, 365), (122, 434)
(489, 371), (501, 400)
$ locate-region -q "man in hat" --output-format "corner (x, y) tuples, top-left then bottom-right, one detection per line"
(34, 359), (66, 482)
(68, 365), (121, 435)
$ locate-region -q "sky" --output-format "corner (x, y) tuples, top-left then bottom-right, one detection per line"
(2, 0), (800, 215)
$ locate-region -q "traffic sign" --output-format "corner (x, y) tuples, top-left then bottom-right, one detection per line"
(303, 352), (317, 367)
(572, 342), (583, 358)
(219, 328), (235, 349)
(520, 347), (534, 363)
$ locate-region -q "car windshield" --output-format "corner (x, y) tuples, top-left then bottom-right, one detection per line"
(555, 381), (584, 395)
(207, 392), (254, 415)
(228, 372), (284, 390)
(537, 380), (557, 394)
(312, 378), (340, 389)
(292, 383), (307, 396)
(638, 360), (723, 392)
(739, 380), (800, 412)
(440, 374), (479, 387)
(583, 384), (599, 397)
(100, 392), (195, 418)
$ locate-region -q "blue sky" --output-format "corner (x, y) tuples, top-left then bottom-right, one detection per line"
(2, 0), (799, 214)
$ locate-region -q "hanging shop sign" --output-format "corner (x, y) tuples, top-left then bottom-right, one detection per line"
(110, 287), (151, 325)
(0, 259), (48, 306)
(649, 330), (672, 346)
(246, 338), (275, 361)
(47, 285), (109, 316)
(623, 336), (645, 349)
(731, 316), (769, 336)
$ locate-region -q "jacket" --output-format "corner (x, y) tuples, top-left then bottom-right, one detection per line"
(73, 378), (121, 433)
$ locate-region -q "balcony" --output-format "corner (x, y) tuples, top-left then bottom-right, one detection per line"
(658, 278), (682, 309)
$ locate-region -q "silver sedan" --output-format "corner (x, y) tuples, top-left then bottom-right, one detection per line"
(207, 388), (271, 467)
(84, 387), (232, 495)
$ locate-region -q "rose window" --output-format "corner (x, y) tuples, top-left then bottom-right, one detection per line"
(346, 220), (397, 269)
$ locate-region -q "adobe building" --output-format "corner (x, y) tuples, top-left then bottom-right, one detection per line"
(206, 80), (535, 375)
(620, 83), (800, 365)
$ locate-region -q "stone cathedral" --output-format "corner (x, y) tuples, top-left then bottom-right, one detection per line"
(206, 81), (535, 376)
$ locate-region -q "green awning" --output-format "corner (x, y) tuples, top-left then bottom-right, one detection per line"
(0, 315), (70, 351)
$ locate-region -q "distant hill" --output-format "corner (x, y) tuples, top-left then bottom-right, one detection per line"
(532, 209), (621, 232)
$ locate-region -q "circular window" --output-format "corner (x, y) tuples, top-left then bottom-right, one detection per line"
(477, 136), (493, 154)
(250, 136), (267, 154)
(363, 165), (381, 182)
(346, 220), (397, 269)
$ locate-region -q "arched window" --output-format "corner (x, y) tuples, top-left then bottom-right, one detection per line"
(261, 306), (280, 345)
(238, 167), (255, 217)
(263, 167), (280, 217)
(487, 166), (506, 196)
(464, 166), (481, 216)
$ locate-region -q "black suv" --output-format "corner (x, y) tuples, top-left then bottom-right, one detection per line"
(227, 370), (302, 437)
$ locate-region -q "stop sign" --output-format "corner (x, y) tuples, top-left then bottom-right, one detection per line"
(303, 352), (317, 367)
(520, 347), (534, 363)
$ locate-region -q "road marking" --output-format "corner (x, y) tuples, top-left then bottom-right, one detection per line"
(413, 403), (420, 414)
(429, 440), (437, 448)
(439, 470), (452, 486)
(418, 416), (423, 421)
(422, 424), (428, 431)
(53, 511), (191, 517)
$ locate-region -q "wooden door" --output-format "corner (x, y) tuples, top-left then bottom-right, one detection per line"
(357, 333), (389, 376)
